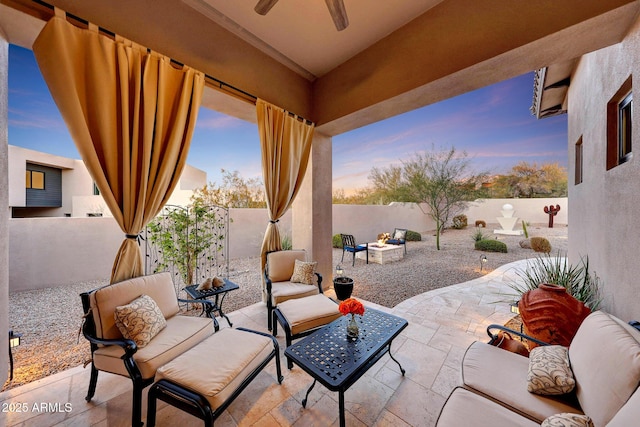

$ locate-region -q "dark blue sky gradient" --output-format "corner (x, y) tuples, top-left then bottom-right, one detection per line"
(8, 44), (567, 193)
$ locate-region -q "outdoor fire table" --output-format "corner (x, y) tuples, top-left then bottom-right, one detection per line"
(356, 242), (404, 264)
(284, 307), (408, 427)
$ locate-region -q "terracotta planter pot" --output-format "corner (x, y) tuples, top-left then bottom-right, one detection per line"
(518, 283), (591, 349)
(333, 277), (354, 301)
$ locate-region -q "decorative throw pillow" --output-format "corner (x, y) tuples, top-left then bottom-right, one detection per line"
(393, 229), (407, 240)
(527, 345), (576, 395)
(114, 294), (166, 348)
(290, 259), (317, 285)
(541, 413), (594, 427)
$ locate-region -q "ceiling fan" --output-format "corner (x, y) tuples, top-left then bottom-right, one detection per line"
(254, 0), (349, 31)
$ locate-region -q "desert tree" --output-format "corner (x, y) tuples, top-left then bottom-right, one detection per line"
(398, 147), (488, 250)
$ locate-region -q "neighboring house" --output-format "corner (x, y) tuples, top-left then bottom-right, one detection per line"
(8, 145), (206, 218)
(532, 15), (640, 321)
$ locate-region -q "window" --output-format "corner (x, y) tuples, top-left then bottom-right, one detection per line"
(26, 170), (45, 189)
(575, 137), (583, 185)
(607, 76), (633, 170)
(619, 92), (632, 164)
(93, 182), (101, 196)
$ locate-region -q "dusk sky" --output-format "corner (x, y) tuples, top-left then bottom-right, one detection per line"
(8, 44), (568, 194)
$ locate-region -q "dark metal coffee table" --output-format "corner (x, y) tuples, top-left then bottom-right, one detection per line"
(284, 307), (408, 427)
(183, 279), (239, 331)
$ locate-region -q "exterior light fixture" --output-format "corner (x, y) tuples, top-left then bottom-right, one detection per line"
(510, 302), (520, 315)
(335, 264), (344, 278)
(480, 254), (488, 271)
(8, 330), (22, 381)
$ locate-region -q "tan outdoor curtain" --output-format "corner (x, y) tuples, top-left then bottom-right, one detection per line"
(32, 13), (204, 283)
(257, 99), (315, 271)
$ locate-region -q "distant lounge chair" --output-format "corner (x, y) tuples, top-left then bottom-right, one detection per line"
(387, 228), (407, 254)
(340, 234), (368, 266)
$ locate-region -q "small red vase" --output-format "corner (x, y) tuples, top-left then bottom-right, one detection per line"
(518, 283), (591, 349)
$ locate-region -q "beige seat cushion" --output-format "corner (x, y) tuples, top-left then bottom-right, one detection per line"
(278, 294), (341, 335)
(569, 310), (640, 427)
(155, 328), (274, 411)
(436, 387), (539, 427)
(270, 281), (318, 306)
(93, 315), (213, 379)
(462, 341), (582, 423)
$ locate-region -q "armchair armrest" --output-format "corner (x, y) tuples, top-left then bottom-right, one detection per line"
(486, 324), (551, 347)
(82, 320), (138, 358)
(315, 272), (323, 293)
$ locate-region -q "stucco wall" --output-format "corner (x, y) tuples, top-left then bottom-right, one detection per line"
(8, 198), (568, 292)
(567, 15), (640, 320)
(9, 218), (123, 292)
(1, 34), (11, 384)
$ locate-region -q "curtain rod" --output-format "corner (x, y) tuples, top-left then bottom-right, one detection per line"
(29, 0), (314, 125)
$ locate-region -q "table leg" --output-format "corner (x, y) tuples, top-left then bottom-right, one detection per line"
(339, 390), (346, 427)
(387, 346), (405, 375)
(301, 379), (317, 408)
(216, 292), (233, 327)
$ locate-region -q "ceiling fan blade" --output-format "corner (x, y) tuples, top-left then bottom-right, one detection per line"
(255, 0), (279, 15)
(325, 0), (349, 31)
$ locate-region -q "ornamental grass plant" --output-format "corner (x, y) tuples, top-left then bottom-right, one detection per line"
(508, 252), (602, 311)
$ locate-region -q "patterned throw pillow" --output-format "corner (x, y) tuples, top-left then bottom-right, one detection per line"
(527, 345), (576, 395)
(541, 413), (594, 427)
(290, 259), (317, 285)
(114, 294), (167, 348)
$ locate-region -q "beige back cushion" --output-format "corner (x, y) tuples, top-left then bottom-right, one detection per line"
(89, 272), (179, 340)
(606, 383), (640, 427)
(266, 250), (307, 282)
(569, 311), (640, 427)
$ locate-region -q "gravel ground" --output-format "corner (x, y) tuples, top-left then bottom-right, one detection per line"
(2, 223), (567, 391)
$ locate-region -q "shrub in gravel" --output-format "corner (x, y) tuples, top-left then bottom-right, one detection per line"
(405, 230), (422, 241)
(452, 214), (468, 229)
(475, 239), (508, 253)
(332, 234), (343, 248)
(530, 236), (552, 253)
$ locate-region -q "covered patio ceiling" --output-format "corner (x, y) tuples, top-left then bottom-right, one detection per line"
(1, 0), (639, 136)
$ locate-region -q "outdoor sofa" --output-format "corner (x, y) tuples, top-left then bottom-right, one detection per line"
(436, 310), (640, 427)
(80, 271), (280, 427)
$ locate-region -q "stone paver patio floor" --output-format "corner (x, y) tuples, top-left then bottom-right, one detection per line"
(0, 259), (528, 426)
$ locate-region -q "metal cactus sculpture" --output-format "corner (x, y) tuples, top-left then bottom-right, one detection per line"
(544, 204), (561, 228)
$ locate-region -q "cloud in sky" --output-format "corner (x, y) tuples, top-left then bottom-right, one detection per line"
(8, 45), (568, 193)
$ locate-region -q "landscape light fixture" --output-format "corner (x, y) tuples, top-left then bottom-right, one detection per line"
(8, 330), (22, 381)
(479, 254), (488, 271)
(510, 302), (520, 315)
(335, 264), (344, 278)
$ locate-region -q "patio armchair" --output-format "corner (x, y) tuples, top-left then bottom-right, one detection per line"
(80, 272), (216, 427)
(264, 249), (323, 331)
(386, 228), (407, 254)
(340, 233), (369, 266)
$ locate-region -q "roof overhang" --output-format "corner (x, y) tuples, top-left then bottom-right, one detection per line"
(531, 60), (578, 119)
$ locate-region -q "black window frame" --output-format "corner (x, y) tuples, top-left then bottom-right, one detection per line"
(575, 137), (583, 185)
(618, 92), (632, 164)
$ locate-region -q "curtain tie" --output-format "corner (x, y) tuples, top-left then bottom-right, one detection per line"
(125, 234), (143, 245)
(269, 220), (279, 224)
